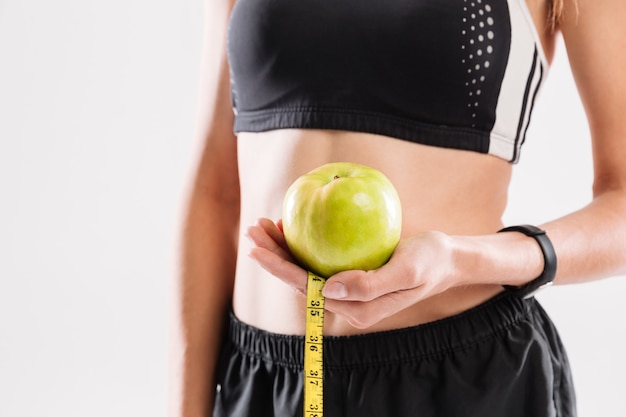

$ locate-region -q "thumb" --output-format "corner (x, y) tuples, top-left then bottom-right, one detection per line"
(322, 269), (381, 301)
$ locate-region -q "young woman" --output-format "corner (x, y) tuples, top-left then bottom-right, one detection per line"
(170, 0), (626, 415)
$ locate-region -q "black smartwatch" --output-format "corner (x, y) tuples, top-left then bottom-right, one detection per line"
(497, 225), (557, 299)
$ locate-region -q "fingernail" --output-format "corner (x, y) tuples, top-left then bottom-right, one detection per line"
(322, 282), (347, 299)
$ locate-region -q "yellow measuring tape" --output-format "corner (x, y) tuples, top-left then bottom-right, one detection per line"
(304, 271), (326, 417)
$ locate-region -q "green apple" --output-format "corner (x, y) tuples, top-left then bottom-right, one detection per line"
(282, 162), (402, 278)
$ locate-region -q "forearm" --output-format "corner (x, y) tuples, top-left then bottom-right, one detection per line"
(169, 188), (240, 417)
(541, 189), (626, 283)
(453, 190), (626, 288)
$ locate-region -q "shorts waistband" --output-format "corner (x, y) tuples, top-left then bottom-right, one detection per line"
(227, 292), (537, 370)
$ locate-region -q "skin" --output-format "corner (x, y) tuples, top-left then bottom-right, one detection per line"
(169, 0), (626, 415)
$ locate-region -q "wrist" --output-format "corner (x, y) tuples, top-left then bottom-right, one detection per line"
(449, 230), (545, 288)
(497, 225), (557, 298)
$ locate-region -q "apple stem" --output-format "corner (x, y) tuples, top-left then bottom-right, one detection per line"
(333, 175), (340, 180)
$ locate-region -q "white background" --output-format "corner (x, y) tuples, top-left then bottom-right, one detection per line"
(0, 1), (624, 416)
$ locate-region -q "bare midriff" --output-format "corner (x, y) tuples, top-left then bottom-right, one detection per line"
(232, 128), (514, 336)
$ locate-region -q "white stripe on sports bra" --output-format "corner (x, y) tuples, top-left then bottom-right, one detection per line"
(488, 0), (548, 162)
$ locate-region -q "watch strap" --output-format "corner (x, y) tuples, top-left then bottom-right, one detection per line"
(498, 224), (557, 299)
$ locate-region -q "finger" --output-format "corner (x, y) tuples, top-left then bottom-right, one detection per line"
(324, 289), (421, 329)
(247, 221), (293, 261)
(257, 217), (290, 253)
(248, 247), (308, 294)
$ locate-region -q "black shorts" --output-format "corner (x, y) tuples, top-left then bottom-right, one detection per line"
(213, 292), (576, 417)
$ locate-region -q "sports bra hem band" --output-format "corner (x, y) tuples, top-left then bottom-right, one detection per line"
(233, 107), (514, 160)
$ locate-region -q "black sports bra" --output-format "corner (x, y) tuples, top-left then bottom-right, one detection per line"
(227, 0), (548, 163)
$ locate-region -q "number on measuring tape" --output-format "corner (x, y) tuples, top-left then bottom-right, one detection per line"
(304, 271), (326, 417)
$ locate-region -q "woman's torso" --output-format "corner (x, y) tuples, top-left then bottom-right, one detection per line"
(230, 0), (556, 336)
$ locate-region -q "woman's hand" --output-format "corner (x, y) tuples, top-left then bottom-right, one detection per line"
(246, 217), (463, 329)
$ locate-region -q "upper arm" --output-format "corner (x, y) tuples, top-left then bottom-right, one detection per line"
(559, 0), (626, 195)
(189, 0), (239, 203)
